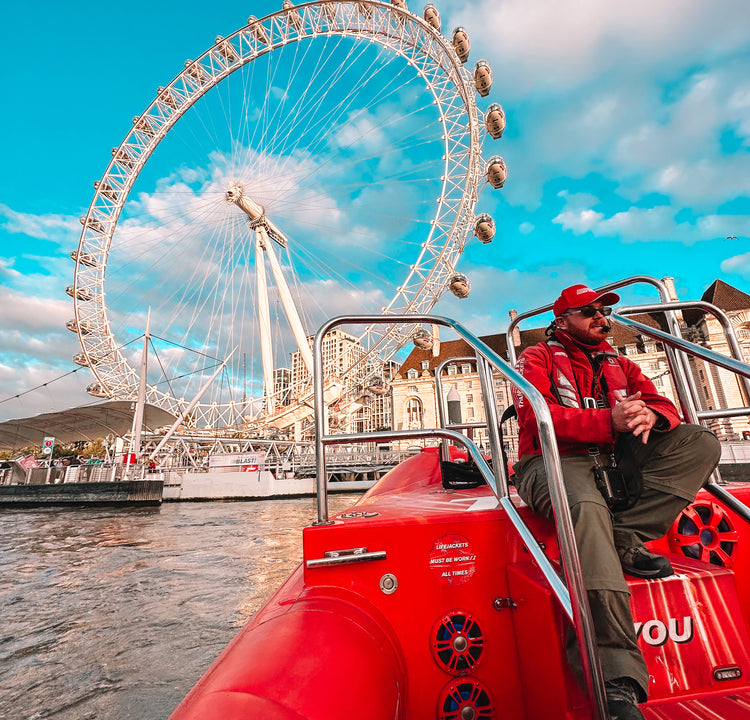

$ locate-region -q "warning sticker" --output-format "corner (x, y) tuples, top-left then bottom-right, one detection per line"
(429, 533), (477, 586)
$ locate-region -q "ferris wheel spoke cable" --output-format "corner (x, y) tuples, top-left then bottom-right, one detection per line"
(263, 37), (379, 164)
(250, 33), (315, 164)
(243, 34), (337, 172)
(261, 32), (354, 156)
(269, 55), (415, 189)
(292, 59), (424, 172)
(127, 203), (231, 342)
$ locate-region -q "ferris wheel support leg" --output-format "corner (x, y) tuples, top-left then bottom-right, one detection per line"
(261, 227), (314, 377)
(256, 230), (275, 415)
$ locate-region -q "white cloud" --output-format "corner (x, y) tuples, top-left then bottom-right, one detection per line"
(0, 288), (71, 333)
(721, 252), (750, 278)
(549, 188), (750, 243)
(0, 203), (79, 241)
(452, 0), (749, 96)
(554, 208), (604, 234)
(552, 191), (604, 233)
(595, 206), (683, 241)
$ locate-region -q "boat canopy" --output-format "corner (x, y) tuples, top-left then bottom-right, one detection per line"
(0, 401), (175, 450)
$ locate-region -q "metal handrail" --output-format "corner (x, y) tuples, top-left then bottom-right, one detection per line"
(434, 356), (484, 471)
(313, 314), (609, 720)
(611, 312), (750, 525)
(433, 355), (510, 491)
(617, 299), (750, 406)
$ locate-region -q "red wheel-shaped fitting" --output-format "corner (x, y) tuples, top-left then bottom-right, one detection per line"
(431, 611), (485, 675)
(437, 678), (494, 720)
(667, 501), (739, 567)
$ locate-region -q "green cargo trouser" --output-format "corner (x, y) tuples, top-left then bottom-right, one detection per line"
(513, 424), (721, 700)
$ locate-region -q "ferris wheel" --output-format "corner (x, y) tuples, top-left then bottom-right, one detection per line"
(67, 0), (506, 432)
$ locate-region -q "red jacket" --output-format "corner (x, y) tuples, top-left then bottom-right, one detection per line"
(512, 330), (681, 458)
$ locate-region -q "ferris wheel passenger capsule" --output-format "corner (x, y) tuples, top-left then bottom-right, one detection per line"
(485, 103), (506, 139)
(413, 327), (434, 350)
(66, 319), (93, 335)
(423, 3), (441, 30)
(283, 0), (303, 29)
(157, 86), (178, 109)
(321, 2), (337, 22)
(391, 0), (407, 9)
(111, 147), (134, 169)
(87, 383), (110, 398)
(357, 2), (373, 18)
(94, 181), (118, 201)
(452, 27), (470, 63)
(79, 216), (105, 234)
(73, 353), (96, 367)
(66, 285), (94, 301)
(366, 376), (390, 396)
(214, 36), (239, 63)
(247, 16), (270, 44)
(474, 60), (493, 97)
(486, 155), (507, 189)
(449, 273), (471, 298)
(474, 213), (495, 243)
(132, 116), (156, 137)
(69, 250), (98, 267)
(184, 60), (208, 85)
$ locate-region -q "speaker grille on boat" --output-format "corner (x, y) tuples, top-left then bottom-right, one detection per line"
(431, 611), (485, 675)
(437, 678), (493, 720)
(667, 501), (738, 568)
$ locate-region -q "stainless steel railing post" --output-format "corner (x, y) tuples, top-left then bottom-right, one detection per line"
(477, 355), (509, 495)
(434, 356), (477, 460)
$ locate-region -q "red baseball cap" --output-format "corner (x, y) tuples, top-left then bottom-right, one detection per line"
(553, 284), (620, 317)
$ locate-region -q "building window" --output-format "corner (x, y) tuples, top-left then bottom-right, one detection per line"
(405, 397), (423, 427)
(421, 360), (430, 371)
(467, 407), (475, 419)
(624, 344), (638, 356)
(461, 363), (472, 374)
(407, 369), (418, 380)
(466, 394), (473, 403)
(643, 342), (657, 353)
(447, 364), (457, 375)
(408, 385), (419, 394)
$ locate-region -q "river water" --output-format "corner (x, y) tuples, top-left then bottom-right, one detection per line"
(0, 495), (360, 720)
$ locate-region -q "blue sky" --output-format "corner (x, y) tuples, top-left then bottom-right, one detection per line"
(1, 0), (749, 421)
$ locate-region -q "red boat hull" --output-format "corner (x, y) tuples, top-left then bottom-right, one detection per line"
(169, 450), (750, 719)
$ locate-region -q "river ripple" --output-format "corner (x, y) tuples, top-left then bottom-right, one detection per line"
(0, 495), (359, 720)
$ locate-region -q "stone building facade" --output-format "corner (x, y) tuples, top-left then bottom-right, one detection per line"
(390, 278), (750, 460)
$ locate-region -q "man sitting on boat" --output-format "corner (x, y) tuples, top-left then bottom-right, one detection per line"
(511, 283), (721, 720)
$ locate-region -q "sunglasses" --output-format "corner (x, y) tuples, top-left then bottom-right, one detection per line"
(566, 305), (613, 318)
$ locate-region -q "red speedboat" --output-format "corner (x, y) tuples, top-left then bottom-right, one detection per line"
(169, 306), (750, 720)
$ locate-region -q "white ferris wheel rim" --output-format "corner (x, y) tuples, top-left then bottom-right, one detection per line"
(71, 0), (484, 425)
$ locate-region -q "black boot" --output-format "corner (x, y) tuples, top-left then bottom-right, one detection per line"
(618, 546), (673, 579)
(605, 677), (645, 720)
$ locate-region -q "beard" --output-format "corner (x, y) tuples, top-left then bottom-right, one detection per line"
(566, 322), (610, 347)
